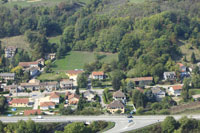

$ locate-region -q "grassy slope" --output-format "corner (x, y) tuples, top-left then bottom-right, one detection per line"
(52, 51), (118, 71)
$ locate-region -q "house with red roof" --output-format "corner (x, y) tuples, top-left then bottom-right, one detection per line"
(91, 71), (105, 80)
(177, 63), (187, 72)
(49, 92), (60, 104)
(68, 94), (80, 105)
(10, 98), (29, 107)
(40, 102), (55, 110)
(66, 70), (84, 86)
(24, 109), (41, 116)
(169, 85), (183, 96)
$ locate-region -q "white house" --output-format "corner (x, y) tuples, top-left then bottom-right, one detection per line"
(91, 71), (105, 80)
(83, 90), (95, 101)
(163, 72), (176, 81)
(49, 92), (60, 104)
(151, 87), (165, 101)
(4, 46), (16, 58)
(169, 85), (183, 96)
(40, 102), (55, 110)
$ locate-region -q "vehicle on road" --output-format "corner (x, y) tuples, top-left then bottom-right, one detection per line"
(7, 114), (13, 117)
(37, 116), (43, 119)
(128, 120), (133, 123)
(127, 115), (133, 118)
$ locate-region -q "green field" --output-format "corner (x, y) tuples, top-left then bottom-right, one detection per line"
(3, 0), (90, 8)
(37, 71), (68, 81)
(190, 89), (200, 95)
(129, 0), (146, 3)
(51, 51), (118, 71)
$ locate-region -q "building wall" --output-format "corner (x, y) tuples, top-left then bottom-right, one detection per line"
(11, 103), (28, 107)
(107, 108), (125, 114)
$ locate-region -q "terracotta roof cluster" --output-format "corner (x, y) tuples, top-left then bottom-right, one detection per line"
(130, 77), (153, 82)
(68, 94), (80, 100)
(24, 109), (41, 116)
(92, 71), (104, 76)
(65, 91), (72, 97)
(50, 92), (60, 99)
(107, 100), (124, 109)
(113, 90), (125, 98)
(177, 63), (184, 67)
(40, 102), (55, 107)
(11, 98), (29, 104)
(66, 70), (84, 75)
(171, 85), (183, 90)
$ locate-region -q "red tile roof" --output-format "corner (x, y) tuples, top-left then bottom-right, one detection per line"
(92, 71), (104, 76)
(177, 63), (184, 67)
(66, 70), (84, 75)
(11, 98), (29, 104)
(19, 62), (38, 67)
(50, 92), (60, 99)
(171, 85), (183, 90)
(136, 87), (144, 93)
(68, 94), (80, 100)
(131, 77), (153, 81)
(24, 109), (41, 116)
(65, 91), (72, 97)
(40, 102), (55, 107)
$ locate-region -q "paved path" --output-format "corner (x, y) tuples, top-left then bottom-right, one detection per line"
(0, 115), (199, 133)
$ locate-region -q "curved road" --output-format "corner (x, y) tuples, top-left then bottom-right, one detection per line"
(0, 115), (199, 133)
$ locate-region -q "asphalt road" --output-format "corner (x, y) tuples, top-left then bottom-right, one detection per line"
(0, 115), (199, 133)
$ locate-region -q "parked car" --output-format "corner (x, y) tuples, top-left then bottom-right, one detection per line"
(37, 115), (43, 119)
(127, 115), (133, 118)
(128, 120), (133, 123)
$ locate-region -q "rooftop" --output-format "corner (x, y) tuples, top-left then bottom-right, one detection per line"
(130, 77), (153, 82)
(66, 70), (84, 75)
(113, 90), (125, 98)
(50, 92), (60, 99)
(171, 85), (183, 90)
(19, 62), (38, 67)
(24, 109), (41, 116)
(0, 73), (15, 77)
(40, 102), (55, 107)
(92, 71), (104, 76)
(107, 100), (124, 108)
(11, 98), (29, 104)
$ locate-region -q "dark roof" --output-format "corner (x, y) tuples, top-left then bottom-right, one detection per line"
(113, 90), (125, 98)
(107, 100), (124, 108)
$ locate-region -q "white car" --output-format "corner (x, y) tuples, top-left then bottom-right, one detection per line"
(37, 115), (43, 119)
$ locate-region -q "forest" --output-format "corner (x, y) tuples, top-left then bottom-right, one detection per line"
(0, 0), (200, 81)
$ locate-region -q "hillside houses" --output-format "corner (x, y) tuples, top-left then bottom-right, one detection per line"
(0, 73), (15, 81)
(60, 79), (73, 89)
(163, 72), (176, 81)
(113, 90), (126, 103)
(66, 70), (84, 86)
(40, 102), (55, 110)
(129, 77), (153, 86)
(169, 85), (183, 96)
(107, 100), (125, 114)
(10, 98), (30, 107)
(91, 71), (105, 80)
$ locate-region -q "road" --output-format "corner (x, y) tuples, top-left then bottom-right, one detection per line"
(0, 115), (199, 133)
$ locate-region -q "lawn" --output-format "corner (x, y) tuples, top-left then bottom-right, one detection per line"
(190, 89), (200, 95)
(37, 71), (68, 81)
(6, 107), (33, 115)
(129, 0), (146, 3)
(51, 51), (118, 71)
(100, 122), (115, 133)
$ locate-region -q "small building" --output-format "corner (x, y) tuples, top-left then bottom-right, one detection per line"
(151, 87), (165, 101)
(163, 72), (176, 81)
(60, 79), (73, 89)
(91, 71), (105, 80)
(24, 109), (41, 116)
(45, 53), (56, 60)
(113, 90), (126, 103)
(40, 81), (59, 91)
(4, 46), (16, 58)
(40, 102), (55, 110)
(66, 70), (84, 86)
(83, 90), (95, 101)
(68, 94), (80, 105)
(4, 84), (18, 93)
(129, 77), (153, 86)
(29, 67), (39, 77)
(36, 58), (45, 66)
(65, 91), (72, 98)
(10, 98), (29, 107)
(169, 85), (183, 96)
(49, 92), (60, 104)
(20, 82), (40, 91)
(0, 73), (15, 81)
(107, 100), (125, 114)
(177, 63), (187, 72)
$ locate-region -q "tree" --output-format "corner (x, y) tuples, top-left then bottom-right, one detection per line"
(111, 70), (124, 90)
(0, 95), (8, 114)
(77, 73), (88, 88)
(191, 52), (196, 64)
(75, 87), (80, 95)
(132, 90), (147, 108)
(161, 116), (177, 133)
(127, 81), (134, 91)
(181, 78), (190, 101)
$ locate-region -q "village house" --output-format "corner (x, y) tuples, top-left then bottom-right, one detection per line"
(163, 72), (176, 81)
(83, 90), (95, 101)
(113, 90), (126, 103)
(40, 102), (55, 110)
(169, 85), (183, 96)
(91, 71), (105, 80)
(68, 93), (80, 105)
(19, 61), (39, 69)
(49, 92), (60, 104)
(24, 109), (42, 116)
(40, 81), (59, 91)
(151, 87), (166, 101)
(29, 67), (39, 77)
(66, 70), (84, 86)
(10, 98), (29, 107)
(60, 79), (73, 89)
(129, 77), (153, 86)
(20, 82), (40, 91)
(0, 73), (15, 81)
(36, 58), (45, 66)
(107, 100), (125, 114)
(4, 84), (18, 93)
(4, 46), (16, 58)
(45, 53), (56, 60)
